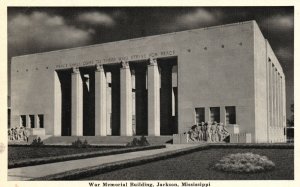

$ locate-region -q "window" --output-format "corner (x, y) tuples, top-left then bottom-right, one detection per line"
(225, 106), (236, 124)
(20, 115), (26, 127)
(210, 107), (220, 123)
(195, 108), (205, 124)
(29, 115), (35, 128)
(38, 114), (44, 128)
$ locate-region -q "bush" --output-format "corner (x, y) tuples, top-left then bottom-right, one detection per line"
(71, 138), (90, 148)
(214, 152), (275, 173)
(30, 137), (44, 147)
(127, 136), (150, 147)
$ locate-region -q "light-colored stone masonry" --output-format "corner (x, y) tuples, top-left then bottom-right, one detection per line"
(10, 20), (286, 143)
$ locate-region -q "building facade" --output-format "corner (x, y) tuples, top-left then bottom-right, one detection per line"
(10, 21), (286, 143)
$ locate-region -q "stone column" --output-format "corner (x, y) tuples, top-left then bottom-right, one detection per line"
(220, 106), (226, 125)
(274, 70), (278, 127)
(278, 73), (281, 128)
(277, 73), (280, 141)
(204, 107), (210, 122)
(54, 71), (62, 136)
(274, 71), (277, 128)
(267, 59), (273, 142)
(71, 67), (83, 136)
(95, 65), (107, 136)
(35, 115), (40, 128)
(267, 60), (271, 142)
(279, 76), (283, 128)
(282, 76), (286, 141)
(160, 63), (173, 135)
(120, 61), (133, 136)
(148, 58), (160, 136)
(173, 87), (178, 133)
(277, 76), (280, 128)
(277, 71), (280, 128)
(26, 115), (31, 128)
(272, 65), (275, 127)
(135, 64), (148, 135)
(279, 75), (283, 141)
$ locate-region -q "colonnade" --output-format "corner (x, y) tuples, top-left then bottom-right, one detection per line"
(267, 59), (286, 142)
(63, 58), (177, 136)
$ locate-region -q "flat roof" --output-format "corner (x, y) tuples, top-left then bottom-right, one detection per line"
(12, 20), (255, 59)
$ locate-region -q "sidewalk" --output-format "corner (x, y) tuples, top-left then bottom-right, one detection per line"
(8, 144), (202, 181)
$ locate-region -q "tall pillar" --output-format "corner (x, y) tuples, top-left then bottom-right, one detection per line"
(277, 71), (282, 142)
(272, 65), (276, 128)
(111, 67), (120, 135)
(120, 61), (133, 136)
(282, 76), (286, 141)
(274, 69), (278, 127)
(95, 65), (107, 136)
(135, 64), (148, 135)
(277, 71), (280, 128)
(148, 58), (160, 136)
(279, 76), (283, 128)
(71, 67), (83, 136)
(220, 106), (226, 125)
(205, 107), (210, 122)
(35, 115), (40, 128)
(160, 62), (173, 135)
(26, 115), (31, 128)
(279, 75), (284, 141)
(54, 71), (62, 136)
(278, 73), (280, 128)
(266, 60), (270, 142)
(173, 87), (178, 133)
(267, 60), (271, 142)
(276, 73), (279, 142)
(270, 65), (273, 141)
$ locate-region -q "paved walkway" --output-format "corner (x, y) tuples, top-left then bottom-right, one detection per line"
(8, 144), (201, 181)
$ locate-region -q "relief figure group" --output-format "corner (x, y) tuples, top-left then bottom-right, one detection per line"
(187, 121), (229, 142)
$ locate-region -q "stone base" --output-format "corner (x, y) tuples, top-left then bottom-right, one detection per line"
(229, 133), (252, 143)
(173, 134), (189, 144)
(29, 128), (46, 136)
(226, 124), (240, 134)
(174, 132), (252, 144)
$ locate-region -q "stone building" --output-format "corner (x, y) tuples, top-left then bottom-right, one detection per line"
(10, 20), (286, 143)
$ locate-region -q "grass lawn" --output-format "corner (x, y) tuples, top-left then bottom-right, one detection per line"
(8, 146), (114, 163)
(84, 148), (294, 180)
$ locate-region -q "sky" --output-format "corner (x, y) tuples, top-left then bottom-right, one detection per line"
(7, 7), (294, 118)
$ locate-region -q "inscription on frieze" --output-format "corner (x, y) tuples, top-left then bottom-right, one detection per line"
(55, 50), (176, 69)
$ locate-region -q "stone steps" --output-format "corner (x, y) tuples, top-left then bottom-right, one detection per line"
(41, 136), (173, 145)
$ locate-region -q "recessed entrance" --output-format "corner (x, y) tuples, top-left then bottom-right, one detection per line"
(159, 57), (178, 135)
(80, 67), (95, 136)
(54, 56), (178, 137)
(57, 69), (72, 136)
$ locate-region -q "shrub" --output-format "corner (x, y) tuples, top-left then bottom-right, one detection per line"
(214, 152), (275, 173)
(140, 136), (150, 146)
(127, 136), (150, 147)
(71, 138), (90, 148)
(30, 137), (44, 147)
